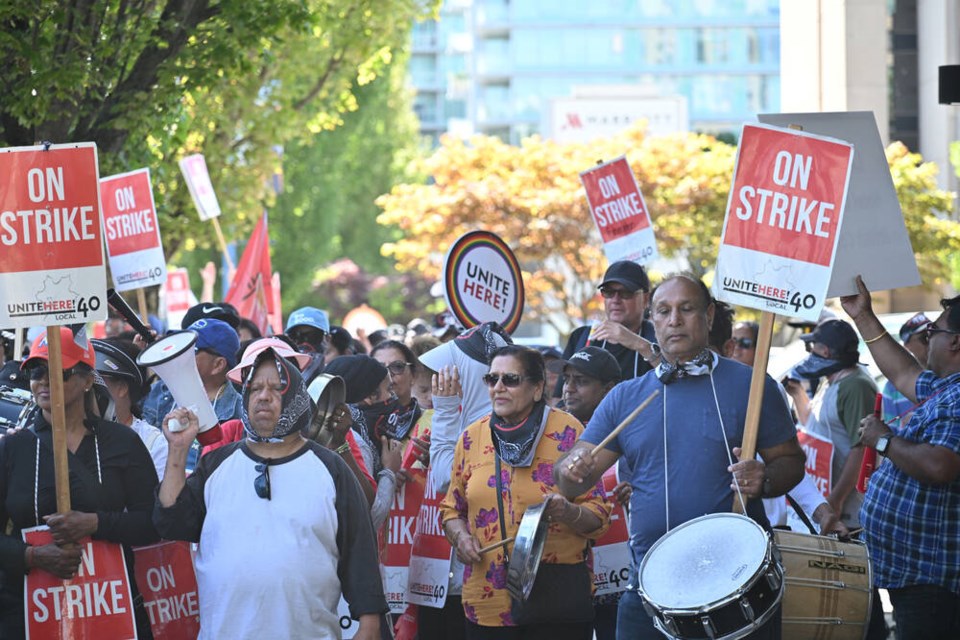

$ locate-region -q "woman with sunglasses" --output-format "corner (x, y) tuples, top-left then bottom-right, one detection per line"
(0, 328), (160, 639)
(155, 347), (387, 639)
(440, 345), (610, 640)
(370, 340), (423, 442)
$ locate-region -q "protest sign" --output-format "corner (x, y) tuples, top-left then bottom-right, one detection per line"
(162, 268), (197, 330)
(23, 527), (136, 640)
(591, 468), (631, 597)
(100, 168), (166, 291)
(580, 156), (658, 265)
(178, 154), (221, 221)
(0, 143), (106, 329)
(384, 468), (427, 613)
(759, 111), (920, 297)
(442, 231), (524, 334)
(714, 123), (854, 322)
(406, 468), (452, 609)
(133, 541), (200, 639)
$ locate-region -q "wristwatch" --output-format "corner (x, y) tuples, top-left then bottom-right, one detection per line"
(876, 434), (893, 456)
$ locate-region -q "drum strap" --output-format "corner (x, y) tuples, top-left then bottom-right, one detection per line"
(784, 493), (818, 535)
(493, 454), (509, 550)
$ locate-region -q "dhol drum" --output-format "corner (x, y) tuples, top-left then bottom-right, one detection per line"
(0, 385), (36, 432)
(506, 501), (548, 602)
(638, 513), (784, 640)
(774, 530), (872, 640)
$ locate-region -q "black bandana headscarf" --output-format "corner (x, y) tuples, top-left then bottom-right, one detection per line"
(241, 349), (313, 443)
(656, 349), (717, 385)
(490, 400), (548, 467)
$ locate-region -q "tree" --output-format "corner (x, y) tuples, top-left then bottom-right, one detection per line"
(377, 126), (958, 336)
(0, 0), (437, 261)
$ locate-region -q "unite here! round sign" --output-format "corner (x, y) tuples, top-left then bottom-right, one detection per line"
(0, 143), (107, 329)
(442, 231), (525, 334)
(714, 123), (854, 322)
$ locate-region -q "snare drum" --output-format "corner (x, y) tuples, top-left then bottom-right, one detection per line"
(774, 530), (872, 640)
(638, 513), (784, 640)
(0, 385), (36, 431)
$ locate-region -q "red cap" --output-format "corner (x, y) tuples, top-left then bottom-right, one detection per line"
(21, 327), (97, 370)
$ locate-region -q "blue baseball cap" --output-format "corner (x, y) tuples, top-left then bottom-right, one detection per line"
(188, 318), (240, 368)
(285, 307), (330, 334)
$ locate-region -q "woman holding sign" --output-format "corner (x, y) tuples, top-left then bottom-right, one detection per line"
(0, 328), (159, 639)
(439, 345), (610, 640)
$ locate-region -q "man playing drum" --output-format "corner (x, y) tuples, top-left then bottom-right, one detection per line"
(556, 274), (805, 639)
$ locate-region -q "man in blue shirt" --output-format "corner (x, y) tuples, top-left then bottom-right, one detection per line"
(556, 274), (804, 639)
(843, 276), (960, 638)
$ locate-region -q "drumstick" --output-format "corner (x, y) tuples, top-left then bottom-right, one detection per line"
(589, 390), (660, 457)
(478, 537), (515, 555)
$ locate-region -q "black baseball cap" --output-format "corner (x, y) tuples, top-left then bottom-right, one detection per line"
(800, 319), (859, 356)
(598, 260), (650, 293)
(182, 302), (240, 330)
(557, 347), (621, 384)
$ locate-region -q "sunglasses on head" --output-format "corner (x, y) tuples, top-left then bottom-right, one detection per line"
(385, 361), (412, 376)
(599, 287), (639, 300)
(482, 373), (531, 388)
(28, 364), (86, 381)
(733, 337), (756, 349)
(254, 462), (271, 500)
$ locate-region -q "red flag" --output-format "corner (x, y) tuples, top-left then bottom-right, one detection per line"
(225, 213), (274, 334)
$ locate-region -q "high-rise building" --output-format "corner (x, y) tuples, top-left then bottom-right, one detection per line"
(409, 0), (782, 145)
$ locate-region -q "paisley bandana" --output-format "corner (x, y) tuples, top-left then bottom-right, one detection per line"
(656, 349), (717, 385)
(241, 349), (313, 443)
(490, 400), (548, 467)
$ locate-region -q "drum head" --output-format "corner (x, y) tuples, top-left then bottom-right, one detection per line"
(137, 331), (197, 367)
(640, 513), (769, 610)
(304, 374), (346, 441)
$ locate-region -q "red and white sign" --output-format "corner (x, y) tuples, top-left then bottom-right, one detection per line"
(796, 427), (833, 498)
(406, 468), (452, 609)
(133, 541), (200, 639)
(591, 468), (632, 597)
(580, 156), (658, 265)
(0, 143), (106, 328)
(100, 168), (166, 291)
(162, 268), (197, 330)
(384, 467), (427, 613)
(178, 154), (221, 221)
(714, 124), (854, 321)
(22, 527), (136, 640)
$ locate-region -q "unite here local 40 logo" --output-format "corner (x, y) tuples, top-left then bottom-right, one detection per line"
(715, 124), (854, 320)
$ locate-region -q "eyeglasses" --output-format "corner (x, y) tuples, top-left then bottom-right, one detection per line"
(288, 328), (326, 345)
(733, 337), (756, 349)
(385, 361), (412, 376)
(923, 324), (960, 340)
(599, 287), (640, 300)
(27, 364), (85, 381)
(254, 462), (271, 500)
(482, 373), (531, 388)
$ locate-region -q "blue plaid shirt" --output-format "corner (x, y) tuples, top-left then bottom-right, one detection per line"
(860, 370), (960, 593)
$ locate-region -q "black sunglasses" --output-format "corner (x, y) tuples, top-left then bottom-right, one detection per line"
(599, 287), (639, 300)
(482, 373), (531, 388)
(254, 462), (271, 500)
(28, 364), (86, 382)
(733, 337), (756, 349)
(385, 361), (412, 376)
(924, 324), (960, 339)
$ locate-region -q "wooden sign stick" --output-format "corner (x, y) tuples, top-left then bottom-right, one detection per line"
(45, 327), (72, 513)
(590, 390), (660, 457)
(210, 217), (236, 274)
(136, 288), (149, 325)
(732, 311), (775, 514)
(478, 537), (515, 555)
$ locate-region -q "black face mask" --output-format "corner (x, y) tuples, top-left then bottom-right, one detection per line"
(793, 353), (849, 380)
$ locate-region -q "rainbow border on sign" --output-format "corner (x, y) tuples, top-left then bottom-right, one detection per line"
(444, 231), (524, 334)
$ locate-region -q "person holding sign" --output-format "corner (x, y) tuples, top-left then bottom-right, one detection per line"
(440, 345), (610, 639)
(555, 274), (804, 639)
(555, 261), (659, 399)
(842, 277), (960, 639)
(154, 346), (387, 639)
(0, 328), (160, 638)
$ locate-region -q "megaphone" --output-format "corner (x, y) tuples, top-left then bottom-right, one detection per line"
(137, 331), (222, 446)
(304, 374), (346, 444)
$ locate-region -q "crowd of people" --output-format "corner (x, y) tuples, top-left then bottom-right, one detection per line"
(0, 260), (957, 640)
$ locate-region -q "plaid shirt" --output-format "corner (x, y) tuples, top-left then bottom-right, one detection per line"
(861, 370), (960, 593)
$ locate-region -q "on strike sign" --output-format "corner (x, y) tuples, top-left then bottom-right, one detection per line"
(580, 156), (658, 265)
(0, 143), (107, 329)
(133, 541), (200, 639)
(178, 154), (221, 221)
(100, 168), (167, 291)
(23, 527), (136, 640)
(714, 124), (854, 321)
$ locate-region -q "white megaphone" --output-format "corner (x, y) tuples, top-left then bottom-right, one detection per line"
(137, 331), (222, 446)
